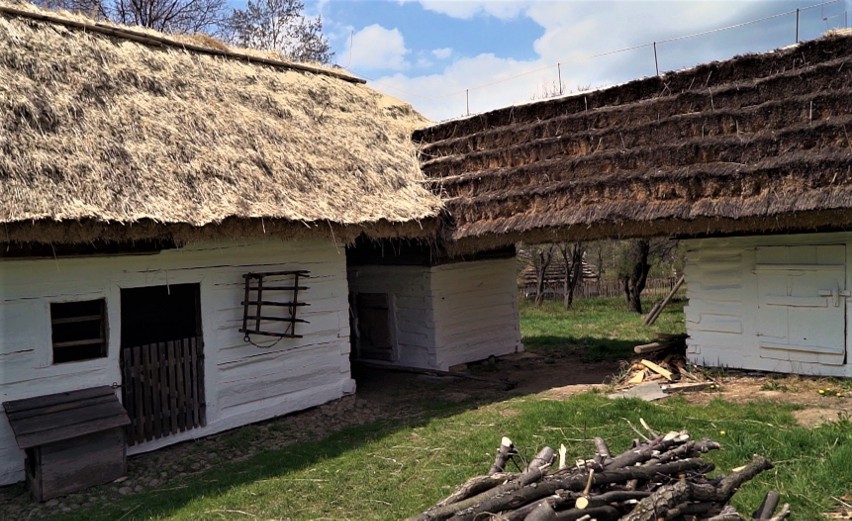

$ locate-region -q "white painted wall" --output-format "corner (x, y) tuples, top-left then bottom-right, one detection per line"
(431, 259), (523, 370)
(684, 232), (852, 377)
(0, 239), (355, 485)
(348, 257), (522, 371)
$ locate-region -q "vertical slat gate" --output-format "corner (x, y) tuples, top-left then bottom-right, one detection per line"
(120, 335), (205, 446)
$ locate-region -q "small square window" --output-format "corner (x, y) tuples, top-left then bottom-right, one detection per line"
(50, 299), (108, 364)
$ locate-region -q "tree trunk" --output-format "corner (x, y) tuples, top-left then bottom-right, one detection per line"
(534, 247), (553, 306)
(622, 239), (651, 314)
(560, 243), (585, 309)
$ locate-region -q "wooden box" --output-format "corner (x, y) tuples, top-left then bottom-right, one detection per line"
(4, 387), (131, 501)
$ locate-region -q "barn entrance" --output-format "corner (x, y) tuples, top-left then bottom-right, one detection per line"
(119, 284), (206, 446)
(756, 245), (848, 366)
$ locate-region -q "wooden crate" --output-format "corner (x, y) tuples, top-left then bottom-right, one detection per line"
(3, 386), (131, 501)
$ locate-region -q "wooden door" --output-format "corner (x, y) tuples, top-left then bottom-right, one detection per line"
(756, 245), (847, 366)
(119, 284), (206, 445)
(354, 293), (396, 361)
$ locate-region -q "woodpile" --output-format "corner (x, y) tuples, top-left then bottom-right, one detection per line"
(618, 334), (711, 388)
(407, 424), (789, 521)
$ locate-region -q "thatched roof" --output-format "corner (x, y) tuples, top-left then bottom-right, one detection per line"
(0, 2), (443, 245)
(416, 31), (852, 253)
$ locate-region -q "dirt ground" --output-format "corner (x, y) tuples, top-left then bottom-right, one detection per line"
(1, 350), (850, 519)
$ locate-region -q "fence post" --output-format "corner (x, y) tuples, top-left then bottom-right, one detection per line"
(653, 42), (660, 77)
(795, 8), (800, 43)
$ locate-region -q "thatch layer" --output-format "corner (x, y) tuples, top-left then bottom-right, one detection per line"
(416, 33), (852, 252)
(0, 2), (443, 244)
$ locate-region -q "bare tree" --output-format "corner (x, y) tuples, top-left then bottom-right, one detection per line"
(557, 242), (584, 309)
(33, 0), (226, 33)
(224, 0), (333, 63)
(530, 244), (554, 307)
(617, 239), (679, 314)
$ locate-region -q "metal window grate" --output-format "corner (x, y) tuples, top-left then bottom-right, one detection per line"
(240, 270), (309, 341)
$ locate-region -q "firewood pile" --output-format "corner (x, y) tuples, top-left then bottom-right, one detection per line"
(407, 423), (789, 521)
(617, 334), (712, 388)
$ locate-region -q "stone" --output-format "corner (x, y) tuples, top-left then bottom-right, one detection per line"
(608, 382), (668, 402)
(117, 487), (132, 496)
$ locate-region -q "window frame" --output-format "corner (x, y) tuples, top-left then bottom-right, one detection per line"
(50, 298), (108, 364)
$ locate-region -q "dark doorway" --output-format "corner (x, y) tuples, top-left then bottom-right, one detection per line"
(119, 284), (206, 445)
(353, 293), (395, 362)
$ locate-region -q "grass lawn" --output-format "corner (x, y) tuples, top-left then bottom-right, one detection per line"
(520, 295), (686, 361)
(53, 297), (851, 520)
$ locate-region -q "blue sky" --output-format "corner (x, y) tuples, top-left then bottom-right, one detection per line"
(294, 1), (851, 121)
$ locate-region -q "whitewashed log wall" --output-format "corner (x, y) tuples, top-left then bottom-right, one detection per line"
(348, 257), (522, 371)
(0, 239), (355, 485)
(684, 232), (852, 377)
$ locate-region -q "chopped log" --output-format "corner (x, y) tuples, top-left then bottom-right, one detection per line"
(753, 490), (781, 519)
(640, 359), (673, 380)
(633, 341), (667, 354)
(434, 473), (516, 508)
(489, 436), (516, 475)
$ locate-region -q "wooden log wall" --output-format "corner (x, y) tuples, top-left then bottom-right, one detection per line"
(684, 230), (852, 378)
(0, 238), (355, 485)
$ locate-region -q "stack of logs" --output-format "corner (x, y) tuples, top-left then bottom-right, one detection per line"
(619, 334), (709, 386)
(407, 424), (789, 521)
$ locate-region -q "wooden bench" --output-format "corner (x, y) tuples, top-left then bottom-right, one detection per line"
(3, 386), (131, 501)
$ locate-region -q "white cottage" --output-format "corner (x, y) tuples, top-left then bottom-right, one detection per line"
(347, 241), (522, 370)
(0, 1), (521, 489)
(413, 30), (852, 376)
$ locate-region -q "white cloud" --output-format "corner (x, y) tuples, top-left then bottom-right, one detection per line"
(366, 1), (846, 121)
(431, 47), (453, 59)
(400, 0), (529, 20)
(348, 24), (410, 71)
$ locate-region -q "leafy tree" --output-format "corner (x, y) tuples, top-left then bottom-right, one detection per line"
(224, 0), (333, 63)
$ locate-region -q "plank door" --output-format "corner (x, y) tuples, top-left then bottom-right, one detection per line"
(119, 284), (206, 445)
(756, 245), (847, 366)
(354, 293), (396, 361)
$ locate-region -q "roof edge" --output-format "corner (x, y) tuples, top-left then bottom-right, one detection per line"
(0, 3), (365, 84)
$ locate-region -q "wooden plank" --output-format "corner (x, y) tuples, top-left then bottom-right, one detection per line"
(142, 343), (153, 442)
(241, 301), (309, 307)
(13, 406), (129, 449)
(167, 340), (179, 436)
(5, 394), (117, 422)
(186, 339), (201, 427)
(196, 336), (206, 426)
(51, 337), (106, 349)
(151, 342), (163, 440)
(640, 359), (673, 381)
(255, 276), (264, 334)
(181, 339), (195, 429)
(132, 345), (144, 445)
(3, 387), (114, 415)
(174, 339), (186, 432)
(50, 314), (102, 325)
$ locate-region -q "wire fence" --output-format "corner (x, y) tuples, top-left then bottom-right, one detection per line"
(360, 0), (849, 119)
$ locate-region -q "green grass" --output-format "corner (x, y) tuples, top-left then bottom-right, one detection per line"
(55, 396), (851, 520)
(50, 296), (851, 520)
(520, 296), (686, 361)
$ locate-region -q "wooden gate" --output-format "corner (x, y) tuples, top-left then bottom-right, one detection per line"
(119, 336), (206, 445)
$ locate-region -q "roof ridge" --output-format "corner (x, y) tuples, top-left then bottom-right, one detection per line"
(0, 2), (365, 84)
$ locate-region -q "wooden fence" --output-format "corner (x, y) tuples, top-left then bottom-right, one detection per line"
(522, 277), (681, 301)
(120, 336), (206, 446)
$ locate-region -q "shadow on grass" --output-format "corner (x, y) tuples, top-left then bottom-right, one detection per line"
(56, 397), (479, 521)
(522, 335), (639, 362)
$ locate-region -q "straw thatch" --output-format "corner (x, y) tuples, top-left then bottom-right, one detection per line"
(416, 32), (852, 254)
(0, 1), (443, 245)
